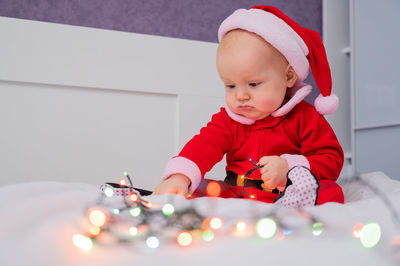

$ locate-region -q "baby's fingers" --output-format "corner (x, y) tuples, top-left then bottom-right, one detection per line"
(260, 165), (270, 175)
(261, 182), (275, 190)
(257, 156), (271, 166)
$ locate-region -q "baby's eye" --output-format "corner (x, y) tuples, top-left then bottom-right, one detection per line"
(249, 82), (261, 87)
(225, 85), (235, 89)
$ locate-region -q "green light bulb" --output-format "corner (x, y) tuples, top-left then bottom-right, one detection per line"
(104, 187), (114, 197)
(360, 222), (381, 248)
(312, 222), (323, 236)
(162, 203), (175, 216)
(256, 218), (277, 239)
(130, 207), (141, 217)
(202, 230), (215, 241)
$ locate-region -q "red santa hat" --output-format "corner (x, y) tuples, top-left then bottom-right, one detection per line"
(218, 5), (338, 115)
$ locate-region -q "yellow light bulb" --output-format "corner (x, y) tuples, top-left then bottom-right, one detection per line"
(130, 193), (138, 202)
(129, 226), (138, 236)
(210, 217), (223, 230)
(88, 226), (101, 236)
(177, 231), (193, 246)
(236, 221), (247, 232)
(88, 209), (107, 227)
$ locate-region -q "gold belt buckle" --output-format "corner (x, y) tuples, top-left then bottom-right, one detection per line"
(261, 183), (273, 193)
(236, 174), (273, 192)
(236, 174), (246, 187)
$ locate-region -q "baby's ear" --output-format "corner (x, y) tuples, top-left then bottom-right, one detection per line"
(286, 65), (298, 88)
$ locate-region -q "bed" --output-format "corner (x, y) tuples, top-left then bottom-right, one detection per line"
(0, 171), (399, 266)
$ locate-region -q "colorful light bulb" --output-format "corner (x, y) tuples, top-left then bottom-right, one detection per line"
(129, 226), (138, 236)
(392, 235), (400, 246)
(274, 230), (285, 240)
(235, 221), (247, 232)
(162, 203), (175, 216)
(360, 222), (381, 248)
(88, 209), (107, 227)
(352, 223), (364, 238)
(119, 178), (126, 186)
(210, 217), (223, 230)
(88, 226), (101, 236)
(206, 181), (221, 197)
(256, 218), (277, 239)
(177, 231), (193, 246)
(144, 202), (153, 208)
(202, 218), (211, 230)
(72, 234), (93, 251)
(202, 230), (214, 241)
(130, 207), (141, 217)
(104, 187), (114, 197)
(130, 193), (139, 202)
(146, 236), (160, 249)
(312, 222), (323, 236)
(283, 229), (293, 236)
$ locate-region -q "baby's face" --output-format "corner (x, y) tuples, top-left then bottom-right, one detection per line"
(217, 30), (296, 120)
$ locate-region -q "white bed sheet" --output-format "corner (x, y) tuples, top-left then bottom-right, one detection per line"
(0, 172), (399, 266)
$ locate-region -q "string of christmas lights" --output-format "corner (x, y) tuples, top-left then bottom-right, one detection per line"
(72, 171), (400, 253)
(235, 158), (264, 198)
(342, 175), (400, 249)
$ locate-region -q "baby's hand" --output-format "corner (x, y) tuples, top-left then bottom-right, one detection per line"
(153, 174), (191, 197)
(258, 156), (289, 189)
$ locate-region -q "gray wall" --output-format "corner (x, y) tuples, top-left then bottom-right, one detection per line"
(351, 0), (400, 179)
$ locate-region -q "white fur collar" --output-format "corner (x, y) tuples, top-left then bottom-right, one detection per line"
(224, 83), (312, 124)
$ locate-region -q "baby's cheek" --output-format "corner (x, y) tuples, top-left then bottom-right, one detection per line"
(257, 98), (276, 110)
(263, 95), (284, 110)
(261, 98), (273, 106)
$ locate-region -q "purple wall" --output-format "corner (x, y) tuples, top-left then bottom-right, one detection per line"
(0, 0), (322, 101)
(0, 0), (322, 43)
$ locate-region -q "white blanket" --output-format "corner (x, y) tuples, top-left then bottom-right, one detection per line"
(0, 172), (399, 266)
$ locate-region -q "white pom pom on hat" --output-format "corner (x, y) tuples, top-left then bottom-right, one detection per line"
(218, 5), (338, 115)
(314, 94), (339, 115)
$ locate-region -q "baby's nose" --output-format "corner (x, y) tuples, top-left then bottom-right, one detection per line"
(236, 88), (250, 100)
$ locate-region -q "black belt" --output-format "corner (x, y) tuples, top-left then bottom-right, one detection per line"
(224, 171), (281, 194)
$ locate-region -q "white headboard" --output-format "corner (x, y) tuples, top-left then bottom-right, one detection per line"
(0, 16), (225, 190)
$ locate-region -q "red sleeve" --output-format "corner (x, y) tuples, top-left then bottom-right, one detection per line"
(298, 103), (344, 181)
(178, 108), (233, 177)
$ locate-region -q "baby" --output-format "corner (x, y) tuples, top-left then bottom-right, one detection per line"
(154, 6), (344, 208)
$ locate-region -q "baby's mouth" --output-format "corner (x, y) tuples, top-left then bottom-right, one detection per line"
(238, 105), (254, 111)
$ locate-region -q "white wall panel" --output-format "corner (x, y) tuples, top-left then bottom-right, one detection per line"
(0, 81), (176, 189)
(0, 17), (224, 189)
(0, 16), (222, 97)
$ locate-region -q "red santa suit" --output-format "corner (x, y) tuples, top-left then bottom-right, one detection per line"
(162, 89), (344, 205)
(161, 6), (345, 206)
